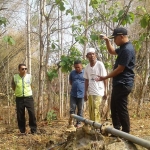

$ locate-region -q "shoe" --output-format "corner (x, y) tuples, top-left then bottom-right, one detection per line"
(30, 129), (37, 134)
(32, 132), (37, 135)
(68, 117), (73, 125)
(74, 124), (82, 128)
(18, 132), (26, 136)
(121, 137), (128, 142)
(108, 134), (117, 137)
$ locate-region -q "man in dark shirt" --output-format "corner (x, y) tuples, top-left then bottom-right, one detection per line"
(69, 60), (85, 128)
(97, 27), (135, 133)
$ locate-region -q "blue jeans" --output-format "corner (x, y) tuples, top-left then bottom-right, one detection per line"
(70, 96), (84, 124)
(111, 84), (132, 133)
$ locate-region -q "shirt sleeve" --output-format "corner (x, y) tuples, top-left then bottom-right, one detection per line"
(115, 48), (120, 54)
(30, 74), (32, 83)
(69, 71), (72, 82)
(99, 62), (107, 76)
(11, 76), (16, 90)
(83, 66), (88, 79)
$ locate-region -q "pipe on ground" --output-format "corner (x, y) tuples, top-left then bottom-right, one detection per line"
(71, 114), (150, 149)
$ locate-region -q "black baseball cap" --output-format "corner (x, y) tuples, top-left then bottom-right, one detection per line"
(109, 27), (128, 39)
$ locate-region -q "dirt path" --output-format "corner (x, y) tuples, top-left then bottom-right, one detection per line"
(0, 116), (149, 150)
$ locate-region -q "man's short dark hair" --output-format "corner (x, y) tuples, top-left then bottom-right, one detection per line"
(74, 60), (82, 65)
(18, 64), (26, 69)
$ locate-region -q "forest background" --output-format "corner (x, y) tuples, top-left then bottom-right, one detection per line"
(0, 0), (150, 124)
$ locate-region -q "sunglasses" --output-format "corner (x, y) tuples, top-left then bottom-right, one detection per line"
(21, 68), (27, 71)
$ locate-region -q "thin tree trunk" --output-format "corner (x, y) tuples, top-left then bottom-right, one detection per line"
(58, 8), (62, 118)
(65, 74), (69, 117)
(26, 0), (31, 74)
(60, 10), (64, 118)
(7, 43), (10, 124)
(83, 0), (89, 59)
(37, 0), (44, 121)
(136, 29), (150, 116)
(45, 15), (52, 116)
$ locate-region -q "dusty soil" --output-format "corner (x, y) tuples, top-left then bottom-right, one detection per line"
(0, 102), (149, 150)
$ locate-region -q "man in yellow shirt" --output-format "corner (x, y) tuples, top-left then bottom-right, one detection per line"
(12, 64), (37, 134)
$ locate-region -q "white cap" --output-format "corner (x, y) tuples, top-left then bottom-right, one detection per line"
(86, 48), (95, 54)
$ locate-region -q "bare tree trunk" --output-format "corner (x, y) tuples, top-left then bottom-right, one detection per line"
(58, 8), (62, 118)
(83, 0), (89, 59)
(60, 10), (64, 118)
(26, 0), (31, 74)
(102, 21), (115, 120)
(136, 29), (150, 116)
(65, 74), (69, 117)
(7, 43), (10, 124)
(45, 14), (52, 116)
(37, 0), (44, 121)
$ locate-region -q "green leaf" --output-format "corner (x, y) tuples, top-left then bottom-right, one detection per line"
(90, 34), (98, 41)
(3, 36), (15, 45)
(9, 37), (15, 45)
(140, 18), (147, 28)
(3, 36), (8, 42)
(129, 12), (135, 20)
(55, 0), (61, 4)
(55, 0), (65, 11)
(0, 17), (7, 26)
(136, 6), (146, 13)
(66, 9), (73, 15)
(140, 15), (150, 28)
(72, 25), (81, 33)
(59, 61), (66, 67)
(79, 38), (85, 44)
(75, 36), (80, 42)
(89, 0), (105, 8)
(88, 20), (93, 25)
(139, 33), (146, 41)
(133, 40), (142, 51)
(47, 69), (58, 81)
(52, 43), (55, 49)
(79, 21), (86, 27)
(104, 62), (112, 69)
(59, 2), (65, 11)
(76, 15), (81, 20)
(113, 17), (118, 23)
(125, 12), (135, 24)
(121, 20), (126, 26)
(118, 10), (124, 18)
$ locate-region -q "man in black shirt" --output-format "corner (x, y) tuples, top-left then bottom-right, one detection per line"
(97, 27), (135, 133)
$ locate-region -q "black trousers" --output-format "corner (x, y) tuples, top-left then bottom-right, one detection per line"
(111, 84), (132, 133)
(16, 96), (37, 133)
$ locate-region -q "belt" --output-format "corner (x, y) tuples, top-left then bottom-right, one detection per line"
(16, 96), (32, 98)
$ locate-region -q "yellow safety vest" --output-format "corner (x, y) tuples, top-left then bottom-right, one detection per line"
(14, 74), (32, 97)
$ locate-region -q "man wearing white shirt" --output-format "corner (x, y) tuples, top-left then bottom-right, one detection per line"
(84, 48), (107, 122)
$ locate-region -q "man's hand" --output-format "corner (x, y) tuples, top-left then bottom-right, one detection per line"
(84, 94), (88, 102)
(103, 91), (107, 100)
(95, 76), (106, 81)
(99, 34), (109, 40)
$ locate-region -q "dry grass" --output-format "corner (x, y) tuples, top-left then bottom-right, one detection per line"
(0, 101), (149, 149)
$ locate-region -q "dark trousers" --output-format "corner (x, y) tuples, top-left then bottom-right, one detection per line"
(70, 96), (84, 124)
(16, 96), (37, 133)
(111, 84), (132, 133)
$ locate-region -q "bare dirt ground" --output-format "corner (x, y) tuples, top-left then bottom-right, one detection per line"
(0, 102), (149, 150)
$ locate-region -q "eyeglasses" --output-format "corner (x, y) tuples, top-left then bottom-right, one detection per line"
(21, 68), (27, 71)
